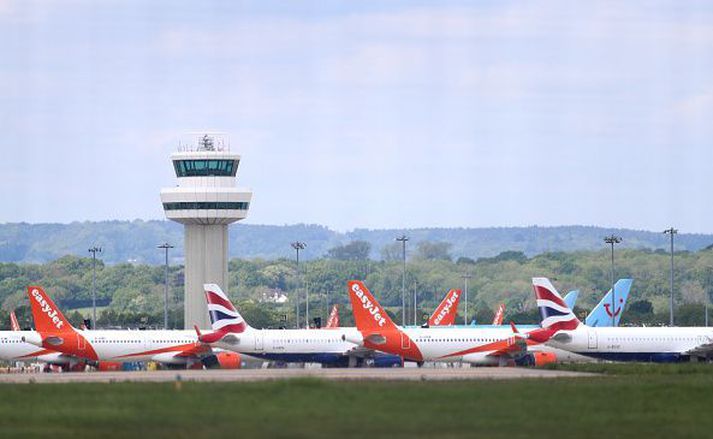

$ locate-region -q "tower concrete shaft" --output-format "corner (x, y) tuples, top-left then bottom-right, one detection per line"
(160, 134), (252, 329)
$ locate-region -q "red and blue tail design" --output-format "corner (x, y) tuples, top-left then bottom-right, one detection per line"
(10, 310), (20, 331)
(532, 278), (580, 331)
(203, 284), (248, 334)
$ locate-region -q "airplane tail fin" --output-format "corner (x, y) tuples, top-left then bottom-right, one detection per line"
(492, 303), (505, 325)
(585, 279), (633, 327)
(203, 284), (249, 333)
(10, 310), (20, 331)
(428, 289), (461, 326)
(347, 281), (398, 332)
(563, 290), (579, 310)
(27, 286), (74, 333)
(532, 278), (581, 331)
(325, 304), (340, 328)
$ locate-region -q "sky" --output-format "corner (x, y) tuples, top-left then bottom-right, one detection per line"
(1, 0), (712, 232)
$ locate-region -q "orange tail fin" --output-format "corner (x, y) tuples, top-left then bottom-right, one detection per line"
(492, 303), (506, 325)
(27, 286), (73, 333)
(10, 311), (20, 331)
(428, 289), (461, 326)
(347, 281), (398, 332)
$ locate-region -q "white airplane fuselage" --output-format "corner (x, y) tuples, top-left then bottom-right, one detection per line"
(547, 326), (713, 362)
(24, 329), (206, 364)
(0, 330), (76, 365)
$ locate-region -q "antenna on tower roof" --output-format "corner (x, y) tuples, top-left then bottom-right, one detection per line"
(200, 134), (215, 151)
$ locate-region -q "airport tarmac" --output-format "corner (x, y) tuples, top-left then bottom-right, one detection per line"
(0, 367), (594, 384)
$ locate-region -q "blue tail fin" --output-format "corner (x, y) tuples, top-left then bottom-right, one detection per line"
(563, 290), (579, 310)
(585, 279), (633, 327)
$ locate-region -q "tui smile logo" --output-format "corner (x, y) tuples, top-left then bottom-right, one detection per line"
(603, 298), (624, 318)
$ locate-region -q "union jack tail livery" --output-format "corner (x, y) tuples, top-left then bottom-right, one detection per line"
(325, 304), (340, 329)
(203, 284), (249, 334)
(428, 289), (461, 326)
(10, 310), (20, 331)
(532, 278), (581, 331)
(492, 303), (505, 325)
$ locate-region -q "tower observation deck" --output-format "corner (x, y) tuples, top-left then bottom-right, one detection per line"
(160, 133), (252, 329)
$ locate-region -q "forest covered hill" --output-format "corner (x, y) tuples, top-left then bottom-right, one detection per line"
(1, 221), (711, 264)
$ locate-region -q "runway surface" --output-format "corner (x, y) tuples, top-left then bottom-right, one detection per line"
(0, 367), (594, 384)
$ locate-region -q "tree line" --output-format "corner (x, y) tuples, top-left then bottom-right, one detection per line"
(1, 240), (712, 330)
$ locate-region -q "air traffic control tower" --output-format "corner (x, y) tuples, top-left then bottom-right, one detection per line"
(160, 134), (252, 329)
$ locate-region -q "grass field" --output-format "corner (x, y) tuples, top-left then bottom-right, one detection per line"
(1, 363), (713, 439)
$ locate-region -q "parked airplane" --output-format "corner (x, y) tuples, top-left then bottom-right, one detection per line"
(533, 277), (713, 362)
(197, 283), (403, 367)
(345, 280), (553, 366)
(0, 310), (87, 370)
(21, 286), (240, 369)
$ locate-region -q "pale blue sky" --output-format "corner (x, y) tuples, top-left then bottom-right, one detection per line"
(1, 1), (712, 232)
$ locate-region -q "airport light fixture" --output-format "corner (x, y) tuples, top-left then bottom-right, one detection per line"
(88, 246), (102, 328)
(413, 282), (418, 325)
(461, 273), (472, 325)
(396, 235), (409, 325)
(603, 235), (622, 327)
(663, 227), (678, 326)
(157, 243), (175, 329)
(291, 241), (307, 328)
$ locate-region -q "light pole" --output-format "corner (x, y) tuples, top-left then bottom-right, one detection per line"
(291, 241), (306, 328)
(157, 243), (174, 329)
(88, 246), (102, 329)
(663, 227), (677, 326)
(603, 235), (622, 327)
(413, 282), (418, 325)
(396, 235), (409, 325)
(461, 273), (472, 325)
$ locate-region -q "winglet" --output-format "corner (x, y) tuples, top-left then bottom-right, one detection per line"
(26, 286), (73, 333)
(428, 289), (462, 326)
(10, 311), (20, 331)
(509, 321), (519, 334)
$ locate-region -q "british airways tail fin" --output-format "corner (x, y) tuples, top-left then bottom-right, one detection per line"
(325, 304), (340, 328)
(203, 284), (249, 334)
(585, 279), (633, 327)
(10, 310), (20, 331)
(563, 290), (579, 310)
(532, 278), (581, 331)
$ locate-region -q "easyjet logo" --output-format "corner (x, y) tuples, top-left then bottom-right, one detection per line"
(433, 290), (460, 325)
(30, 288), (64, 330)
(351, 283), (386, 327)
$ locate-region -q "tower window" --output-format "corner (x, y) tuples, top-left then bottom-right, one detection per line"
(163, 202), (249, 211)
(173, 159), (238, 177)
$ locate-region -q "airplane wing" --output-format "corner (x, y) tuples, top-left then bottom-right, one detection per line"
(486, 336), (527, 358)
(685, 341), (713, 359)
